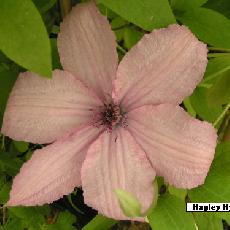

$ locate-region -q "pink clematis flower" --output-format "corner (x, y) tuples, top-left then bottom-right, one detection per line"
(1, 2), (217, 220)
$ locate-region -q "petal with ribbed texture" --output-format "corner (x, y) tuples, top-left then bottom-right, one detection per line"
(58, 2), (118, 100)
(114, 24), (208, 111)
(1, 70), (101, 144)
(127, 104), (217, 188)
(82, 129), (155, 220)
(7, 126), (102, 206)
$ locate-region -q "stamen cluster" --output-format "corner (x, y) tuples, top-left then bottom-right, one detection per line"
(92, 102), (126, 130)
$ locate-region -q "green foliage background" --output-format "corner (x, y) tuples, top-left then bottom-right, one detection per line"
(0, 0), (230, 229)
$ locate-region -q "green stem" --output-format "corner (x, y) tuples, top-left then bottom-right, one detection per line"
(208, 47), (230, 53)
(183, 98), (196, 118)
(2, 206), (6, 225)
(1, 135), (5, 150)
(213, 103), (230, 128)
(67, 194), (84, 214)
(59, 0), (71, 19)
(223, 118), (230, 142)
(117, 44), (127, 54)
(208, 53), (230, 58)
(198, 82), (212, 88)
(218, 112), (230, 142)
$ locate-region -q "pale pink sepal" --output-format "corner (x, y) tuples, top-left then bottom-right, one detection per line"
(7, 126), (102, 206)
(81, 129), (156, 220)
(127, 104), (217, 189)
(1, 70), (101, 144)
(114, 24), (208, 111)
(58, 2), (118, 101)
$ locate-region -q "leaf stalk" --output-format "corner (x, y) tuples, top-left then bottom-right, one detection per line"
(59, 0), (71, 19)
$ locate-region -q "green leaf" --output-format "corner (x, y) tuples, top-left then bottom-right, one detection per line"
(32, 0), (57, 13)
(115, 28), (125, 42)
(188, 143), (230, 221)
(13, 141), (29, 153)
(111, 17), (129, 30)
(82, 214), (117, 230)
(171, 0), (208, 12)
(207, 70), (230, 106)
(0, 181), (11, 203)
(168, 185), (187, 201)
(148, 194), (196, 230)
(204, 0), (230, 19)
(115, 189), (142, 217)
(190, 87), (222, 122)
(193, 213), (223, 230)
(190, 57), (230, 122)
(98, 3), (118, 20)
(3, 218), (26, 230)
(45, 211), (76, 230)
(0, 69), (17, 127)
(123, 27), (144, 50)
(178, 8), (230, 49)
(0, 0), (52, 77)
(203, 56), (230, 83)
(97, 0), (176, 31)
(9, 206), (50, 229)
(0, 152), (23, 176)
(0, 174), (6, 187)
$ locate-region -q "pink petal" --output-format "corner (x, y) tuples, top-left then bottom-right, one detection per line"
(58, 2), (118, 101)
(114, 24), (208, 111)
(127, 104), (217, 189)
(7, 126), (102, 206)
(1, 70), (101, 144)
(81, 128), (155, 220)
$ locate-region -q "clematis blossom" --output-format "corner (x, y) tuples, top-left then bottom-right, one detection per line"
(1, 2), (217, 220)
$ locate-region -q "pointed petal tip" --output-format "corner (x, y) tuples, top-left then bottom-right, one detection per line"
(115, 23), (208, 111)
(58, 1), (118, 100)
(6, 199), (30, 207)
(5, 200), (14, 207)
(7, 126), (101, 207)
(6, 193), (64, 207)
(1, 70), (101, 144)
(128, 104), (217, 189)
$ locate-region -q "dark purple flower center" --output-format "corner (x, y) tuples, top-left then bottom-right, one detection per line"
(92, 102), (126, 130)
(101, 103), (122, 128)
